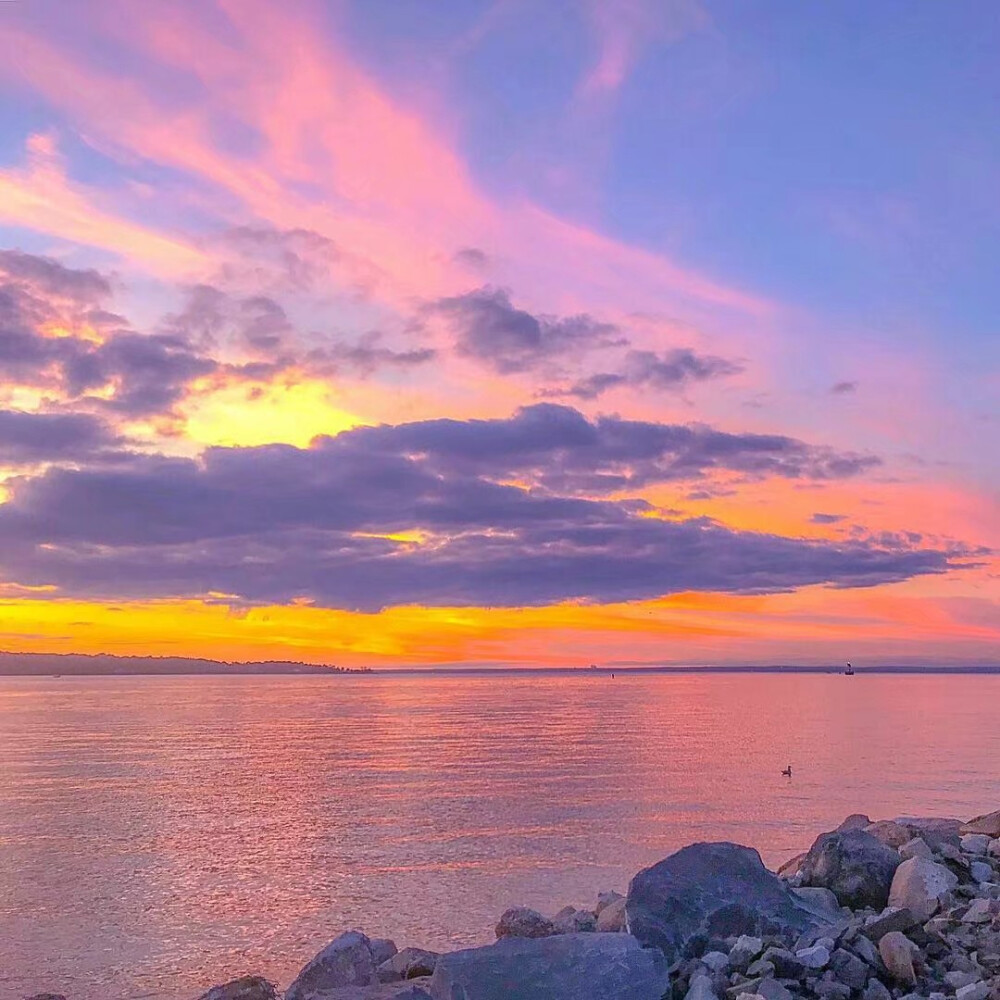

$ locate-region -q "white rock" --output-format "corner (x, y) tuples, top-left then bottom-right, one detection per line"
(888, 856), (958, 921)
(961, 834), (991, 855)
(795, 944), (830, 969)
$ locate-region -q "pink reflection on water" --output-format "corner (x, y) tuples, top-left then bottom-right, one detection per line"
(1, 672), (999, 999)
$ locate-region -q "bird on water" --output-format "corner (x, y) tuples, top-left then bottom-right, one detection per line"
(781, 765), (792, 777)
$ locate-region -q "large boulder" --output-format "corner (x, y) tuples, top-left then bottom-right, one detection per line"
(626, 842), (831, 963)
(962, 810), (1000, 838)
(285, 930), (377, 1000)
(495, 906), (555, 939)
(797, 830), (901, 910)
(428, 933), (669, 1000)
(195, 976), (278, 1000)
(888, 856), (958, 921)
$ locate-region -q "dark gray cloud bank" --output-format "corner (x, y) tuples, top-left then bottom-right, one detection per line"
(0, 404), (973, 610)
(0, 410), (123, 463)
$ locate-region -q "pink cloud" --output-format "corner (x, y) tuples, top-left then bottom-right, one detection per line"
(0, 0), (766, 334)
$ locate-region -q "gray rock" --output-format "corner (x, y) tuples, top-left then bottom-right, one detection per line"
(829, 948), (868, 989)
(850, 934), (882, 969)
(895, 817), (963, 849)
(837, 814), (874, 832)
(970, 861), (993, 884)
(286, 931), (377, 1000)
(865, 821), (913, 849)
(889, 857), (959, 922)
(944, 971), (980, 990)
(195, 977), (279, 1000)
(776, 852), (807, 880)
(962, 835), (992, 856)
(797, 945), (831, 970)
(701, 951), (731, 974)
(686, 974), (720, 1000)
(495, 906), (555, 939)
(626, 843), (829, 963)
(755, 979), (793, 1000)
(863, 979), (892, 1000)
(863, 906), (918, 940)
(813, 978), (851, 1000)
(371, 940), (399, 967)
(390, 989), (433, 1000)
(551, 906), (596, 934)
(745, 960), (775, 979)
(961, 811), (1000, 839)
(990, 839), (1000, 859)
(729, 935), (764, 971)
(962, 898), (992, 923)
(377, 948), (440, 984)
(596, 891), (624, 914)
(760, 947), (806, 979)
(954, 983), (990, 1000)
(878, 931), (917, 984)
(428, 932), (671, 1000)
(596, 897), (627, 932)
(799, 830), (902, 910)
(938, 841), (970, 869)
(899, 837), (934, 861)
(792, 886), (843, 918)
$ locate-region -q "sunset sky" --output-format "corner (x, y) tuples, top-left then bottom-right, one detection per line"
(0, 0), (996, 667)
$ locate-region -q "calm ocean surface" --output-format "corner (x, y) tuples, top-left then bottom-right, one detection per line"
(2, 672), (999, 1000)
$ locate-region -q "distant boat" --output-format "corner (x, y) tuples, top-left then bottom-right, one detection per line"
(844, 662), (855, 676)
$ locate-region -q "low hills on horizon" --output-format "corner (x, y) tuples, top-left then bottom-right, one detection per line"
(0, 651), (999, 676)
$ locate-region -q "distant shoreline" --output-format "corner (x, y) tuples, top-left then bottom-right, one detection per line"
(1, 651), (999, 676)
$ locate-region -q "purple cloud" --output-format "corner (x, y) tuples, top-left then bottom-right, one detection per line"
(0, 406), (968, 611)
(542, 348), (743, 399)
(427, 285), (626, 373)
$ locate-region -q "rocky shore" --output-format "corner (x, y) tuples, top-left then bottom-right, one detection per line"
(24, 808), (1000, 1000)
